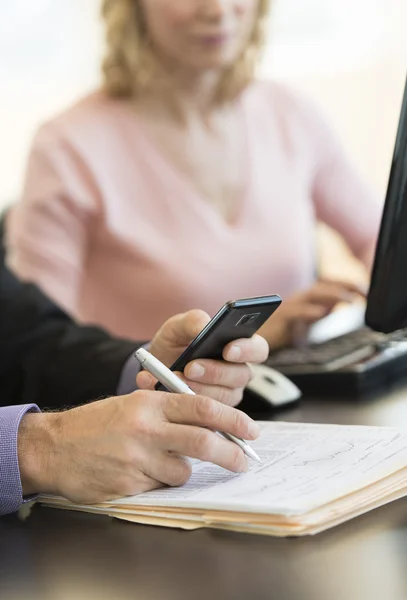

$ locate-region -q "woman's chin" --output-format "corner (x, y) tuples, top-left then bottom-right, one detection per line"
(184, 53), (240, 72)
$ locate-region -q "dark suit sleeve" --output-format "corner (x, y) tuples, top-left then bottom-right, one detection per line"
(0, 248), (143, 409)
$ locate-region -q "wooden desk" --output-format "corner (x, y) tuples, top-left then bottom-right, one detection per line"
(2, 386), (407, 600)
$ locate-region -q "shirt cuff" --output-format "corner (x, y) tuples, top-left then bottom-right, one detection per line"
(0, 404), (40, 516)
(117, 344), (150, 396)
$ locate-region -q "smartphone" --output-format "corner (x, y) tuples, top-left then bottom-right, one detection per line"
(155, 294), (281, 390)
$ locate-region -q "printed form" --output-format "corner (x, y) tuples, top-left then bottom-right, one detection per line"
(111, 422), (407, 516)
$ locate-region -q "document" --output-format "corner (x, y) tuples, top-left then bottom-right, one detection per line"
(40, 422), (407, 536)
(111, 422), (407, 514)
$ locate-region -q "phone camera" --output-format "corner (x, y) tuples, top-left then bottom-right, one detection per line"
(236, 313), (261, 327)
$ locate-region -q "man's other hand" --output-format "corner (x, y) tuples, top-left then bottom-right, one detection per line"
(137, 310), (269, 406)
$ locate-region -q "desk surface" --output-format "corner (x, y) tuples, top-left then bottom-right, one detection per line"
(2, 385), (407, 600)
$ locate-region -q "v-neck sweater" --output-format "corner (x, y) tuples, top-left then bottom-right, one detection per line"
(7, 80), (381, 340)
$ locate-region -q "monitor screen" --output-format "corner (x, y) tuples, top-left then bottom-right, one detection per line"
(365, 76), (407, 333)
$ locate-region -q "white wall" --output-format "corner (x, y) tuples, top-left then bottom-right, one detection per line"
(1, 0), (406, 208)
(0, 0), (102, 204)
(266, 0), (407, 196)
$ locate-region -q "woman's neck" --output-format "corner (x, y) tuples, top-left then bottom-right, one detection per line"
(137, 60), (226, 124)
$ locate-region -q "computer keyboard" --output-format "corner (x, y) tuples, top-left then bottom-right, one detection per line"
(267, 327), (395, 374)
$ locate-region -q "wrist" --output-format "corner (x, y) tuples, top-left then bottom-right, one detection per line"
(17, 412), (61, 496)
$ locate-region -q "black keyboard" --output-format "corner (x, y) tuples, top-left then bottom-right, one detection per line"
(267, 328), (393, 374)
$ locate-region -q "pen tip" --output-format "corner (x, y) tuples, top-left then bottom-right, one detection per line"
(247, 447), (262, 463)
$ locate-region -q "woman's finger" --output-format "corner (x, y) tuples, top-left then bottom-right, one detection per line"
(299, 281), (359, 306)
(318, 277), (368, 296)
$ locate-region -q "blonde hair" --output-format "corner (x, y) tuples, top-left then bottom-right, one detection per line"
(101, 0), (271, 105)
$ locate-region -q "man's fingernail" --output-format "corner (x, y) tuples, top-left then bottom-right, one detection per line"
(188, 363), (205, 379)
(227, 346), (242, 361)
(248, 421), (261, 438)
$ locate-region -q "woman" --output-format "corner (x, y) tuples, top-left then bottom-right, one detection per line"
(7, 0), (381, 348)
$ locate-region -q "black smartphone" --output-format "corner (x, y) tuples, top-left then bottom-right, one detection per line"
(155, 294), (281, 390)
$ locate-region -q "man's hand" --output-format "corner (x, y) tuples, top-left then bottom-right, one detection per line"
(17, 391), (260, 504)
(259, 279), (366, 351)
(136, 310), (269, 406)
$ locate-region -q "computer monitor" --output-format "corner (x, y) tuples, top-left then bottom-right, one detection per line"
(365, 76), (407, 334)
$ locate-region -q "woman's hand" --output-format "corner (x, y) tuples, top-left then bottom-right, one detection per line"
(258, 279), (366, 351)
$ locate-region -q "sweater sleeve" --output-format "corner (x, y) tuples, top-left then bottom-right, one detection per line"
(7, 122), (97, 316)
(305, 97), (383, 265)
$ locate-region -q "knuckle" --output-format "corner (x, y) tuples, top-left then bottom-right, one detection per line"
(127, 392), (155, 434)
(167, 460), (192, 487)
(132, 413), (155, 436)
(194, 396), (219, 423)
(164, 393), (186, 420)
(206, 361), (223, 384)
(233, 409), (249, 437)
(215, 385), (234, 406)
(192, 428), (214, 461)
(228, 445), (245, 472)
(165, 393), (180, 414)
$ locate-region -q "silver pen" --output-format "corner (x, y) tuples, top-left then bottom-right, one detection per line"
(135, 348), (261, 463)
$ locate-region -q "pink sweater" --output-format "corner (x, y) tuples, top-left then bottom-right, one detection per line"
(7, 81), (382, 340)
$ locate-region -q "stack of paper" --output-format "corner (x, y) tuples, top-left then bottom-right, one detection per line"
(40, 422), (407, 536)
